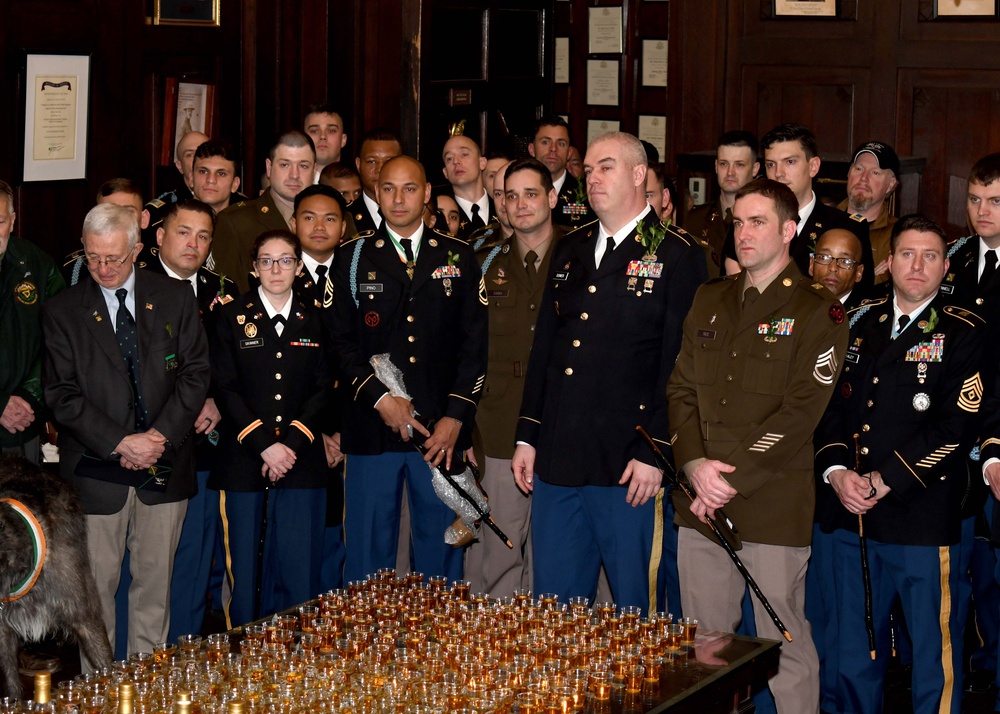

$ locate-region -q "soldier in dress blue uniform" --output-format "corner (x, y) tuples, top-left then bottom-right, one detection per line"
(815, 215), (986, 714)
(513, 132), (707, 612)
(528, 116), (596, 230)
(328, 155), (488, 583)
(209, 229), (333, 628)
(141, 199), (237, 640)
(350, 129), (402, 238)
(947, 152), (1000, 701)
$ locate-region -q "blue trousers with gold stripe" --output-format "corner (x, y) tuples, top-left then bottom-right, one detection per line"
(219, 488), (325, 629)
(531, 479), (660, 612)
(831, 530), (964, 714)
(343, 452), (463, 584)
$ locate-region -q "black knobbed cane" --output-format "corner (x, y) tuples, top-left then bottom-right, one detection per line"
(636, 425), (792, 642)
(855, 433), (877, 660)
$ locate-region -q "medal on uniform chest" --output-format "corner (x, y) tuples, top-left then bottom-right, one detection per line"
(443, 278), (453, 297)
(917, 362), (928, 384)
(913, 392), (931, 412)
(627, 277), (637, 291)
(643, 279), (654, 294)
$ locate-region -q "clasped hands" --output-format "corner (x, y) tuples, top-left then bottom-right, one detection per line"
(829, 468), (890, 515)
(376, 395), (459, 469)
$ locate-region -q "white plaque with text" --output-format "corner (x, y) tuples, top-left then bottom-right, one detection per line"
(588, 7), (624, 54)
(587, 60), (620, 106)
(642, 40), (668, 87)
(638, 116), (667, 160)
(555, 38), (570, 84)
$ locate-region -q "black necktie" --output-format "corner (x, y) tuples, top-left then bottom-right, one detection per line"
(525, 250), (538, 280)
(894, 314), (910, 339)
(982, 250), (998, 284)
(314, 265), (333, 308)
(598, 235), (615, 268)
(471, 204), (485, 229)
(115, 289), (146, 430)
(400, 238), (415, 279)
(743, 286), (760, 306)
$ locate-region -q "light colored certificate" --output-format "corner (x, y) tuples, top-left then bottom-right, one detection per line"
(774, 0), (836, 17)
(587, 60), (620, 106)
(638, 116), (666, 160)
(33, 75), (77, 161)
(588, 7), (623, 54)
(555, 38), (570, 84)
(587, 119), (621, 145)
(642, 40), (668, 87)
(23, 54), (90, 182)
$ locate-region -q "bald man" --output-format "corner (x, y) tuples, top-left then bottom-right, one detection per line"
(328, 155), (488, 582)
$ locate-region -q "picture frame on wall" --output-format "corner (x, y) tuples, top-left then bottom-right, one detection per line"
(21, 52), (91, 182)
(774, 0), (837, 17)
(160, 78), (216, 165)
(934, 0), (998, 16)
(153, 0), (221, 26)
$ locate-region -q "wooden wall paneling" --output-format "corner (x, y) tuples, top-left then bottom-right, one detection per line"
(668, 0), (730, 169)
(740, 66), (870, 156)
(897, 68), (1000, 235)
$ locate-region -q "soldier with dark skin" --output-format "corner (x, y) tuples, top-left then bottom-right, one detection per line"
(328, 155), (487, 583)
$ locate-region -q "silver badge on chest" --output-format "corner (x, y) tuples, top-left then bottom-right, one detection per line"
(912, 392), (931, 412)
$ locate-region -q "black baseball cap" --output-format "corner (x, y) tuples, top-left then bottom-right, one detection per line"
(851, 141), (900, 176)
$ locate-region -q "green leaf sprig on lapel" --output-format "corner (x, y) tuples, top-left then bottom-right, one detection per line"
(922, 307), (939, 333)
(447, 250), (461, 267)
(637, 219), (667, 261)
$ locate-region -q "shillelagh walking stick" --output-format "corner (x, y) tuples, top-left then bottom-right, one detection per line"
(855, 433), (877, 659)
(636, 425), (792, 642)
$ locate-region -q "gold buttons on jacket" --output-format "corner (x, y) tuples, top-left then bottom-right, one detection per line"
(860, 447), (869, 455)
(275, 394), (282, 401)
(565, 368), (574, 376)
(276, 352), (282, 359)
(572, 340), (581, 347)
(867, 400), (874, 407)
(580, 312), (589, 320)
(719, 398), (727, 405)
(730, 351), (738, 358)
(862, 424), (870, 432)
(725, 375), (733, 382)
(409, 356), (417, 363)
(408, 336), (415, 343)
(275, 415), (282, 422)
(872, 377), (879, 384)
(588, 285), (596, 293)
(407, 315), (415, 323)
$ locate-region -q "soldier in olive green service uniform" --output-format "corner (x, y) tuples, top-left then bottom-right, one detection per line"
(667, 179), (848, 714)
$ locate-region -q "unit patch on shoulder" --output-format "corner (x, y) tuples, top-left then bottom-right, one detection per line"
(829, 303), (845, 324)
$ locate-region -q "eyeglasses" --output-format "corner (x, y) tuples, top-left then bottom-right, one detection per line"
(813, 254), (859, 270)
(256, 256), (298, 270)
(85, 245), (136, 269)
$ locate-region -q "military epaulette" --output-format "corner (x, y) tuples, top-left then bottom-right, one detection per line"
(228, 200), (247, 210)
(705, 274), (733, 284)
(853, 296), (889, 311)
(147, 198), (166, 209)
(62, 249), (84, 266)
(343, 230), (374, 246)
(664, 223), (695, 247)
(563, 218), (601, 239)
(946, 235), (973, 259)
(150, 247), (161, 257)
(943, 305), (984, 326)
(434, 228), (469, 244)
(155, 189), (178, 202)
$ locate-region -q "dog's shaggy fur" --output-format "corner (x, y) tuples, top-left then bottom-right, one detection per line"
(0, 455), (112, 698)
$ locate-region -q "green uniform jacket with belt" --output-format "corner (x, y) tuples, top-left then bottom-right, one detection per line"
(211, 189), (289, 294)
(1, 236), (66, 448)
(475, 232), (560, 459)
(667, 261), (848, 546)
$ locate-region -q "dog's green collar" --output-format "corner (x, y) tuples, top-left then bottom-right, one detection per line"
(1, 497), (47, 602)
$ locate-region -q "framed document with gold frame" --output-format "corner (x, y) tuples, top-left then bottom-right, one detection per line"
(154, 0), (221, 26)
(21, 52), (90, 182)
(774, 0), (837, 16)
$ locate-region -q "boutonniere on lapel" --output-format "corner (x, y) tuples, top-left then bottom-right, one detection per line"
(563, 181), (589, 217)
(918, 307), (939, 333)
(208, 273), (234, 311)
(757, 316), (795, 343)
(447, 250), (461, 267)
(165, 321), (174, 339)
(626, 219), (666, 295)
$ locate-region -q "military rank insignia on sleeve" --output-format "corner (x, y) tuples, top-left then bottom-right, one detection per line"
(958, 373), (983, 413)
(813, 346), (839, 386)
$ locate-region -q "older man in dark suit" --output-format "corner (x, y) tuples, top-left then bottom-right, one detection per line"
(43, 203), (210, 666)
